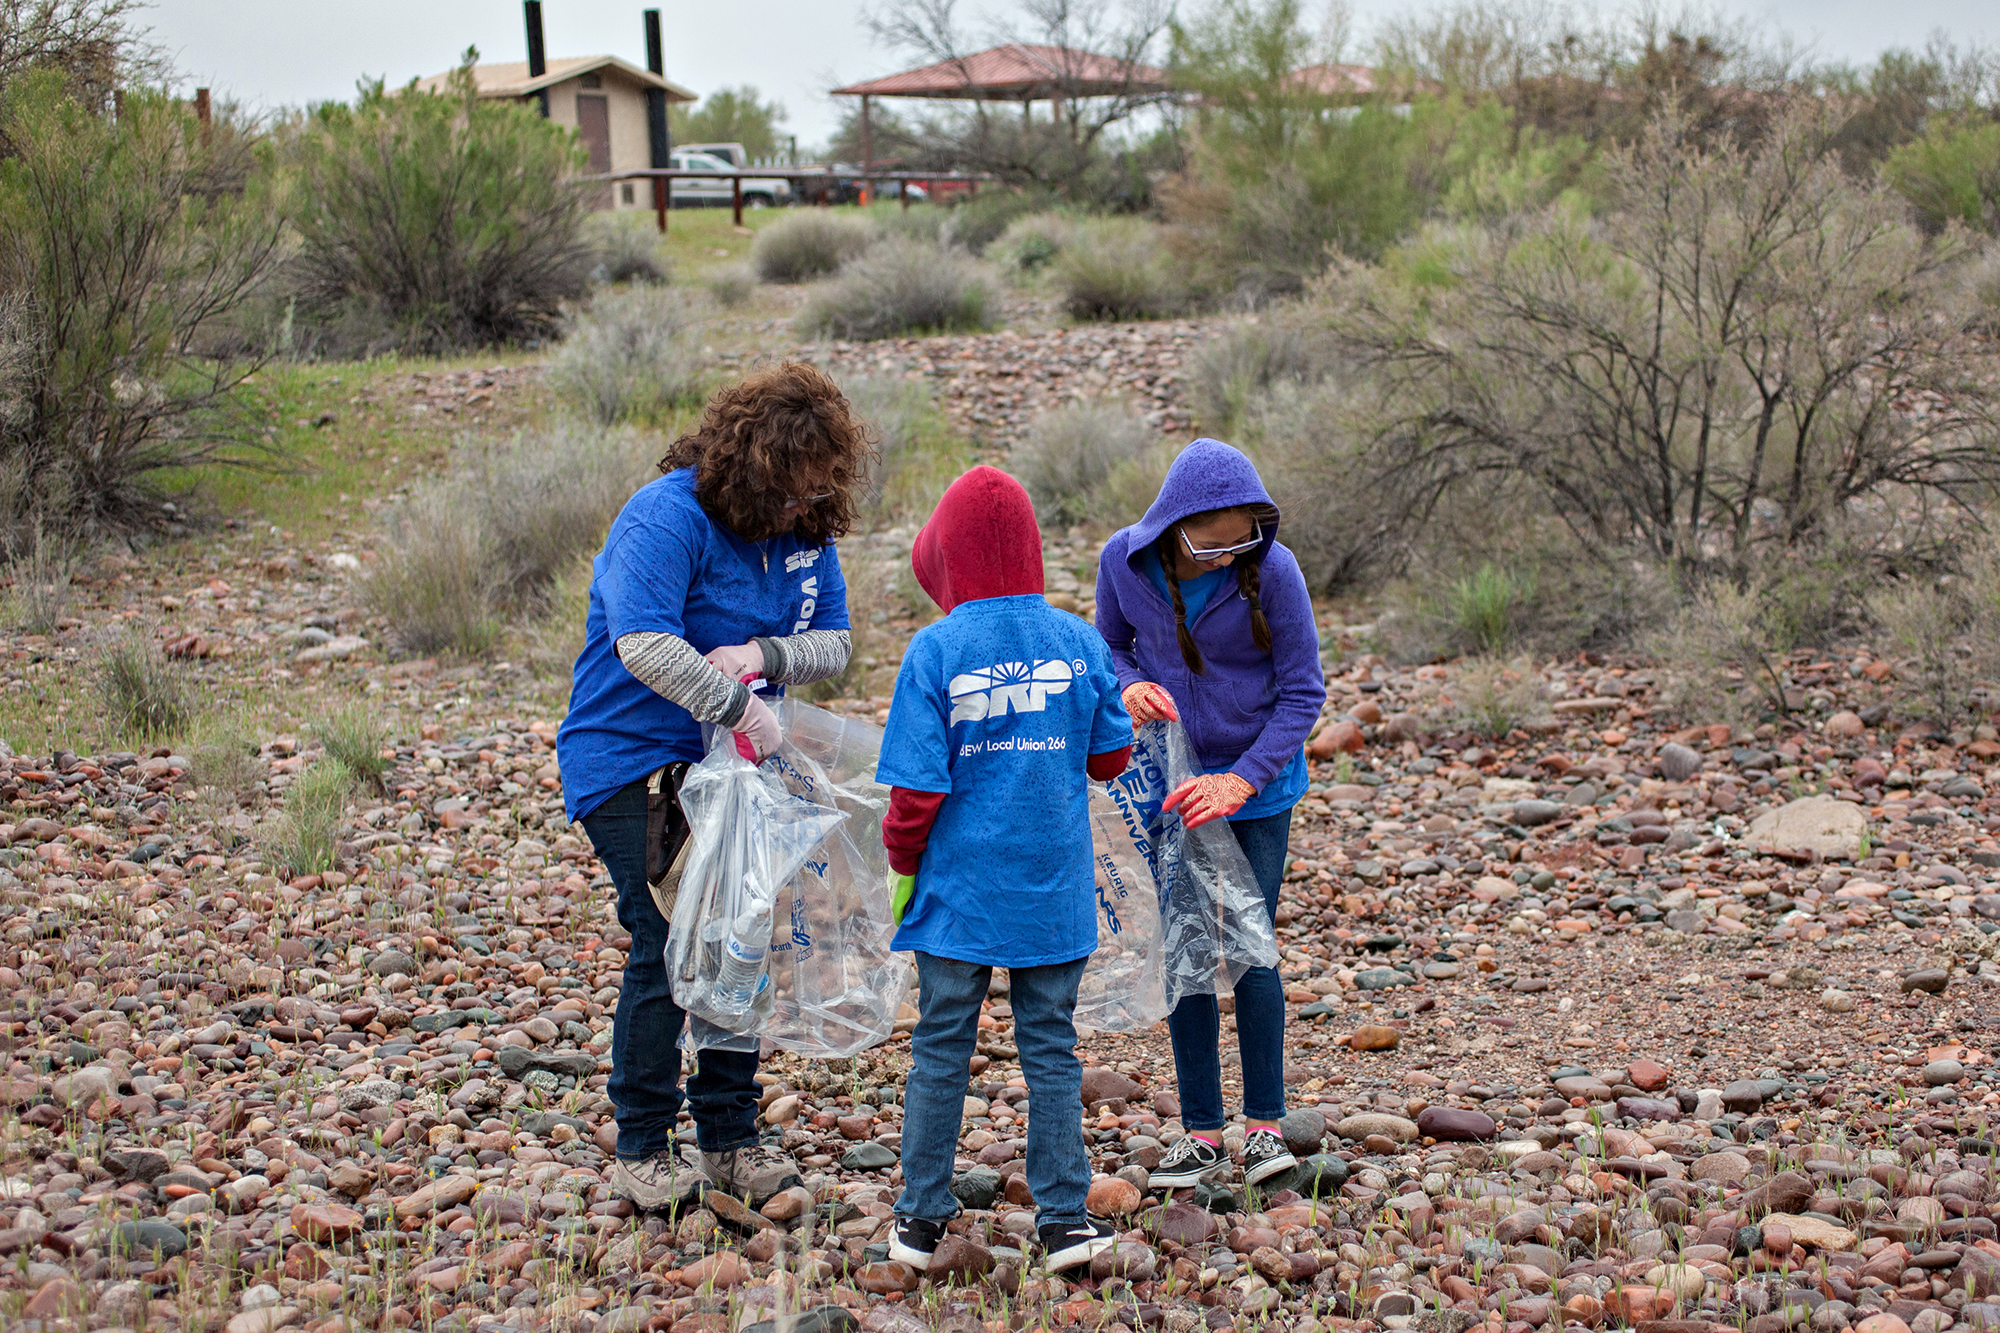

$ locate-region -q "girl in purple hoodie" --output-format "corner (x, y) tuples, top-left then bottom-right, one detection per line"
(1093, 438), (1327, 1189)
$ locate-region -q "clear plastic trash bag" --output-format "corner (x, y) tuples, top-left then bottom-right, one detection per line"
(1075, 781), (1170, 1032)
(1090, 721), (1280, 1012)
(669, 699), (912, 1058)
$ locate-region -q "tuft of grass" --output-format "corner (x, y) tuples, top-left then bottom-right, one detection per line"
(989, 211), (1079, 278)
(1053, 217), (1185, 321)
(363, 488), (505, 658)
(705, 262), (755, 307)
(1188, 320), (1340, 437)
(188, 719), (265, 807)
(1011, 402), (1167, 530)
(97, 637), (195, 741)
(263, 758), (354, 877)
(797, 239), (993, 341)
(1440, 657), (1549, 739)
(9, 523), (75, 635)
(313, 704), (391, 793)
(547, 286), (708, 426)
(1443, 563), (1536, 656)
(750, 211), (872, 284)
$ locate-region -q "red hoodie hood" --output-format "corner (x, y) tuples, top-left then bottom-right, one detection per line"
(911, 465), (1044, 612)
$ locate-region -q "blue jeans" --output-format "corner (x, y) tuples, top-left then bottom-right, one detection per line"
(1165, 807), (1292, 1131)
(896, 951), (1091, 1228)
(580, 777), (761, 1159)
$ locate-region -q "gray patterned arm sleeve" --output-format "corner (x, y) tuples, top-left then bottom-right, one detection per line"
(615, 632), (749, 726)
(753, 629), (852, 685)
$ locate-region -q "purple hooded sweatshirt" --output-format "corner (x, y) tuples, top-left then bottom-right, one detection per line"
(1094, 438), (1326, 798)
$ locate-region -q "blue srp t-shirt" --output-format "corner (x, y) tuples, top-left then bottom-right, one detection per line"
(878, 595), (1133, 968)
(557, 469), (849, 822)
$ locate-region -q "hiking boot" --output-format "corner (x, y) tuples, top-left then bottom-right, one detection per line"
(612, 1148), (695, 1212)
(699, 1140), (802, 1206)
(1147, 1133), (1224, 1188)
(889, 1216), (945, 1270)
(1243, 1127), (1298, 1185)
(1039, 1218), (1119, 1272)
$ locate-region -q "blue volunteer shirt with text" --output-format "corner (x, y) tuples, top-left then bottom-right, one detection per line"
(878, 594), (1132, 968)
(557, 468), (849, 823)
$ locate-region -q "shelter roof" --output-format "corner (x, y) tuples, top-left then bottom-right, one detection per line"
(416, 55), (695, 103)
(831, 43), (1168, 100)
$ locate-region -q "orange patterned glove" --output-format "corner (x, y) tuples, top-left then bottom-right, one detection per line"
(1121, 681), (1180, 725)
(1163, 773), (1256, 829)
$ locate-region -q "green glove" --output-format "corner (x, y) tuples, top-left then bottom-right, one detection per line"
(890, 871), (917, 925)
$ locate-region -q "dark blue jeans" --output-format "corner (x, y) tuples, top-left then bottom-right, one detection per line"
(581, 777), (761, 1159)
(1165, 807), (1292, 1131)
(896, 951), (1091, 1228)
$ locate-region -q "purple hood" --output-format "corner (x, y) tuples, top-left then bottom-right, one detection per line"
(1093, 440), (1326, 790)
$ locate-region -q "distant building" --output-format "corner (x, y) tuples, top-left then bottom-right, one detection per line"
(416, 56), (695, 210)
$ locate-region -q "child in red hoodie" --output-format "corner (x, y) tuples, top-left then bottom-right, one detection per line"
(877, 466), (1134, 1275)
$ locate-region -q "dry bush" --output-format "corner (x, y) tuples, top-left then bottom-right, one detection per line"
(808, 538), (939, 701)
(366, 425), (650, 656)
(989, 211), (1081, 279)
(1053, 217), (1186, 321)
(188, 719), (265, 808)
(522, 550), (597, 679)
(751, 211), (872, 284)
(547, 286), (708, 426)
(1431, 657), (1552, 739)
(706, 263), (756, 307)
(8, 523), (74, 634)
(839, 374), (968, 527)
(1011, 402), (1167, 530)
(1188, 319), (1342, 437)
(584, 212), (672, 286)
(797, 239), (993, 341)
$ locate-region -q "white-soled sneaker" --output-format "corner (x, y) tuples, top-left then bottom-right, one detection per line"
(1039, 1218), (1119, 1272)
(1147, 1133), (1224, 1188)
(1243, 1127), (1298, 1185)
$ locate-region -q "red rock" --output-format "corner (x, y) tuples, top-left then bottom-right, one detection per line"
(1350, 701), (1384, 725)
(1310, 720), (1366, 758)
(1604, 1286), (1674, 1322)
(929, 1235), (995, 1283)
(678, 1251), (747, 1288)
(24, 1278), (83, 1318)
(1350, 1025), (1401, 1051)
(290, 1203), (364, 1243)
(1087, 1175), (1142, 1216)
(855, 1260), (921, 1295)
(1153, 1202), (1216, 1245)
(1079, 1067), (1141, 1105)
(1417, 1106), (1496, 1141)
(1627, 1059), (1669, 1092)
(285, 1242), (331, 1281)
(1855, 1315), (1912, 1333)
(1824, 711), (1865, 739)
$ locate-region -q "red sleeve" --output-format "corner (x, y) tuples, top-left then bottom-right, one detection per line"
(884, 787), (948, 876)
(1087, 745), (1132, 782)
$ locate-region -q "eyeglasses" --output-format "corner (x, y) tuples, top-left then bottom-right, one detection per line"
(1180, 521), (1263, 561)
(784, 492), (832, 510)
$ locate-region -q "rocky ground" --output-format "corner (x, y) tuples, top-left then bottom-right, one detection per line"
(1, 339), (1997, 1333)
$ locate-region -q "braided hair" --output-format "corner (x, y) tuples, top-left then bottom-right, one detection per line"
(1158, 503), (1277, 674)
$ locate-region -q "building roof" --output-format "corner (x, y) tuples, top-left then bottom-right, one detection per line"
(1282, 63), (1437, 99)
(416, 55), (696, 103)
(831, 43), (1168, 100)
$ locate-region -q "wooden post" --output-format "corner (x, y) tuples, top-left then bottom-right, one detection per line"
(194, 87), (211, 145)
(653, 177), (668, 234)
(732, 174), (744, 227)
(860, 94), (873, 206)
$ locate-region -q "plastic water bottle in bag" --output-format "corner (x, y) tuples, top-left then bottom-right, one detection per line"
(710, 897), (774, 1017)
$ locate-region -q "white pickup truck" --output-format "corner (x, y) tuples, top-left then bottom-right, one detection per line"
(670, 145), (791, 208)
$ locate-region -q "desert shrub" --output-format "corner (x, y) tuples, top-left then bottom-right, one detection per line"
(1188, 318), (1341, 436)
(797, 239), (993, 341)
(522, 550), (597, 678)
(1442, 564), (1534, 655)
(1434, 657), (1550, 739)
(1882, 118), (2000, 235)
(706, 263), (756, 307)
(263, 758), (352, 876)
(314, 704), (391, 792)
(1012, 402), (1166, 529)
(366, 425), (650, 655)
(989, 211), (1080, 278)
(0, 76), (288, 539)
(1647, 581), (1793, 728)
(942, 188), (1058, 254)
(1053, 217), (1185, 320)
(750, 210), (872, 283)
(840, 374), (968, 526)
(285, 59), (591, 354)
(97, 636), (193, 739)
(584, 211), (672, 285)
(873, 205), (948, 244)
(547, 286), (708, 426)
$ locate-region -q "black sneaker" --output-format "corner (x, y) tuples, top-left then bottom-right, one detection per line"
(1039, 1218), (1119, 1272)
(1243, 1127), (1298, 1185)
(889, 1216), (945, 1271)
(1147, 1133), (1223, 1188)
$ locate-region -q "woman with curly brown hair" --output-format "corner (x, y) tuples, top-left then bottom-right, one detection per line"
(558, 361), (870, 1212)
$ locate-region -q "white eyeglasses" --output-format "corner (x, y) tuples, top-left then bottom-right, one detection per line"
(1180, 521), (1263, 561)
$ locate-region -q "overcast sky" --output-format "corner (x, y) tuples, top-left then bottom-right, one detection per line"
(144, 0), (1996, 147)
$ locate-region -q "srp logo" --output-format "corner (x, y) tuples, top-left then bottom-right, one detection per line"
(947, 659), (1077, 724)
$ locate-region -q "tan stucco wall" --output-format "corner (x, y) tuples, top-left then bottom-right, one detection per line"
(524, 70), (659, 210)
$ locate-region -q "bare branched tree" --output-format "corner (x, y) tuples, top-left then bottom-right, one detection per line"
(0, 0), (161, 108)
(1314, 102), (2000, 581)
